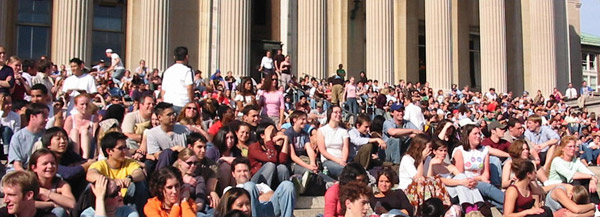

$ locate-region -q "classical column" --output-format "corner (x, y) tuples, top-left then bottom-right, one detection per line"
(394, 0), (419, 83)
(297, 0), (326, 79)
(197, 0), (212, 75)
(425, 0), (452, 91)
(281, 0), (298, 76)
(366, 0), (394, 84)
(527, 0), (557, 96)
(51, 0), (92, 66)
(479, 0), (507, 93)
(140, 0), (170, 72)
(0, 0), (8, 46)
(327, 0), (348, 78)
(219, 0), (251, 77)
(452, 0), (470, 89)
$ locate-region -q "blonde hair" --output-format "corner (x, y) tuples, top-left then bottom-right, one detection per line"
(572, 185), (590, 204)
(545, 136), (577, 175)
(173, 148), (197, 169)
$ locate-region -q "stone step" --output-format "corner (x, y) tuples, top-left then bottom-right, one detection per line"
(293, 208), (323, 217)
(296, 196), (325, 209)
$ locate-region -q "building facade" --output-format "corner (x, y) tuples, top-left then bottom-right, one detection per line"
(0, 0), (584, 95)
(581, 33), (600, 91)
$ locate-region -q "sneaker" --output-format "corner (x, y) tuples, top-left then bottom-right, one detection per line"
(290, 175), (305, 195)
(301, 170), (311, 191)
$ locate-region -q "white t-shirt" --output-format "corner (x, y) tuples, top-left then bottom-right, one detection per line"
(161, 63), (194, 107)
(260, 57), (274, 69)
(452, 145), (489, 178)
(62, 73), (97, 115)
(111, 53), (125, 70)
(0, 111), (21, 132)
(318, 124), (349, 162)
(398, 155), (417, 190)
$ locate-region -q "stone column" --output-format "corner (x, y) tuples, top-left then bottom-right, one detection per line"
(0, 0), (8, 46)
(394, 0), (419, 83)
(479, 0), (507, 93)
(366, 0), (394, 84)
(425, 0), (452, 91)
(140, 0), (170, 72)
(527, 0), (556, 96)
(327, 0), (348, 78)
(452, 0), (470, 89)
(197, 0), (212, 75)
(219, 0), (251, 77)
(297, 0), (326, 79)
(51, 0), (93, 66)
(281, 0), (298, 76)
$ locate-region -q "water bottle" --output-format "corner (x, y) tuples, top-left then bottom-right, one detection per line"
(323, 166), (329, 176)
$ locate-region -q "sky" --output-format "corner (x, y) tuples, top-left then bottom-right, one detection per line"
(581, 0), (600, 37)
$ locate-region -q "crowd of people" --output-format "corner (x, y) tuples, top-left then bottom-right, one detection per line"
(1, 45), (600, 217)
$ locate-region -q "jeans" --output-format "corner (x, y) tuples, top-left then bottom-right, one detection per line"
(0, 126), (13, 156)
(124, 181), (150, 217)
(346, 97), (359, 114)
(51, 207), (68, 217)
(384, 138), (404, 164)
(322, 160), (344, 180)
(243, 181), (295, 217)
(489, 156), (503, 187)
(476, 181), (504, 210)
(251, 162), (290, 187)
(581, 146), (600, 164)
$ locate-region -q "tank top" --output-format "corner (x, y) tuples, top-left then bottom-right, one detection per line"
(508, 185), (534, 213)
(452, 145), (489, 178)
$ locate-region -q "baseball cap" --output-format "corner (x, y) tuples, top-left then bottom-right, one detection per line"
(487, 121), (507, 131)
(390, 103), (404, 112)
(99, 59), (105, 63)
(316, 101), (324, 108)
(105, 49), (113, 53)
(458, 118), (477, 127)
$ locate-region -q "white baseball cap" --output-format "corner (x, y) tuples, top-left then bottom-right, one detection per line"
(105, 49), (113, 53)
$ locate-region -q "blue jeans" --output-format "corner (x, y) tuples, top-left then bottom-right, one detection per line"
(476, 181), (504, 210)
(243, 181), (295, 217)
(346, 97), (359, 114)
(51, 207), (68, 217)
(489, 156), (503, 187)
(582, 146), (600, 163)
(384, 138), (404, 164)
(251, 162), (290, 187)
(0, 126), (13, 155)
(322, 160), (344, 180)
(125, 181), (149, 217)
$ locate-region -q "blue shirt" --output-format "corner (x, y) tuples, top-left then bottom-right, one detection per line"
(382, 119), (403, 142)
(8, 128), (43, 169)
(524, 125), (560, 152)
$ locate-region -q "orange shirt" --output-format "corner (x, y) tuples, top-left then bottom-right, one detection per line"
(144, 197), (197, 217)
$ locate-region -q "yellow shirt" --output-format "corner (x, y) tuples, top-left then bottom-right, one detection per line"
(89, 158), (141, 195)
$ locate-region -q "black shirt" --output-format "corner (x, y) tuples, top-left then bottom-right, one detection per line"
(370, 190), (414, 216)
(0, 207), (56, 217)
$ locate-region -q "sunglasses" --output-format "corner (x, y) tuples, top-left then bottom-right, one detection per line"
(114, 146), (129, 151)
(185, 161), (199, 166)
(186, 107), (198, 111)
(106, 190), (120, 198)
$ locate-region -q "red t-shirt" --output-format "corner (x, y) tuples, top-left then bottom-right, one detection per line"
(481, 137), (511, 153)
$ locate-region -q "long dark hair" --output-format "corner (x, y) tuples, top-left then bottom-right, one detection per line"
(149, 166), (183, 202)
(213, 126), (238, 154)
(460, 124), (480, 151)
(239, 77), (255, 96)
(261, 73), (278, 92)
(404, 134), (431, 167)
(214, 188), (251, 217)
